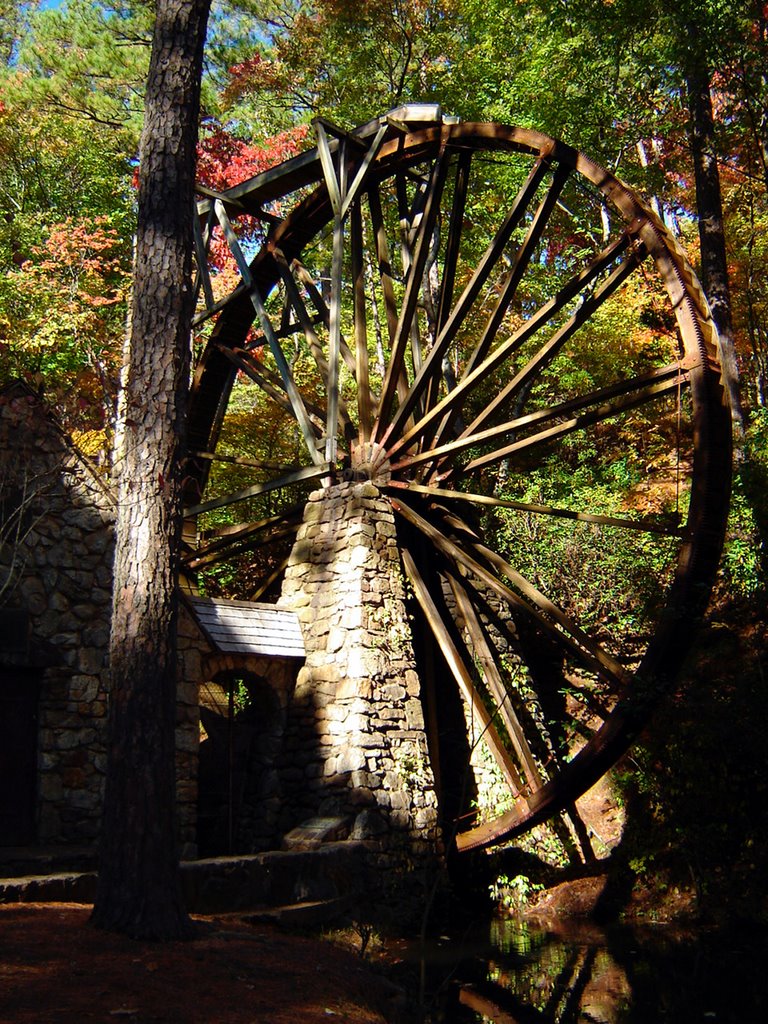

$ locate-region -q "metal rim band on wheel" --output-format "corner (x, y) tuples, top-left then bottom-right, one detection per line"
(185, 106), (732, 853)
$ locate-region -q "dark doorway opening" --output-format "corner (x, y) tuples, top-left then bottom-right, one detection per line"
(0, 669), (39, 845)
(196, 671), (282, 856)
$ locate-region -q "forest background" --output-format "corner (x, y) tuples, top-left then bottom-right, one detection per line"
(1, 0), (767, 917)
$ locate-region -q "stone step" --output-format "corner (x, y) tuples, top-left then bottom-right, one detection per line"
(0, 846), (96, 879)
(0, 870), (97, 904)
(0, 841), (370, 917)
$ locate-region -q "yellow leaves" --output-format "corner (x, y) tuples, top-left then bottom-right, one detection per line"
(72, 427), (109, 458)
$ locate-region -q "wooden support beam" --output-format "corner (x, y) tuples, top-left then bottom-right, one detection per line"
(186, 463), (330, 518)
(383, 481), (684, 537)
(401, 548), (527, 798)
(448, 574), (544, 793)
(390, 496), (632, 692)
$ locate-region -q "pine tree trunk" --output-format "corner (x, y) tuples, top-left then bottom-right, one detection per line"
(91, 0), (211, 940)
(686, 63), (745, 433)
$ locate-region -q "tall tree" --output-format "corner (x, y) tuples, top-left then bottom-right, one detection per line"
(90, 0), (211, 940)
(677, 0), (746, 432)
(686, 56), (745, 432)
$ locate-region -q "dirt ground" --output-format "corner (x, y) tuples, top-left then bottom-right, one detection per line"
(0, 904), (401, 1024)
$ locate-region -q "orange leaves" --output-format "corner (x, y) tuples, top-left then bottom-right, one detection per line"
(30, 215), (128, 307)
(0, 213), (130, 427)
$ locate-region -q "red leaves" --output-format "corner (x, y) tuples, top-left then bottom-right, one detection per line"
(195, 124), (310, 278)
(196, 124), (310, 192)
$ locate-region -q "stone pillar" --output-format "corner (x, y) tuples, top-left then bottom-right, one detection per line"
(278, 462), (442, 873)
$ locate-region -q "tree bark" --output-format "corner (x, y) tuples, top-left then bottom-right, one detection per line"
(91, 0), (211, 940)
(685, 63), (745, 433)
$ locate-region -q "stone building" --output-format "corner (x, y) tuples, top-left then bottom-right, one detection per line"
(0, 382), (116, 849)
(0, 382), (305, 858)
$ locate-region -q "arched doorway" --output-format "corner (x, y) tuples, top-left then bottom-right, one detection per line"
(196, 670), (283, 856)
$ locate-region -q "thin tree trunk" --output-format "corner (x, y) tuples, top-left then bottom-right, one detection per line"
(686, 64), (745, 433)
(91, 0), (211, 940)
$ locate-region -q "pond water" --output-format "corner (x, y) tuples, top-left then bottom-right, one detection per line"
(408, 915), (768, 1023)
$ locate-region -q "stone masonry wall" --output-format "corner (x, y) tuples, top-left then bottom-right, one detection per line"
(1, 386), (114, 845)
(1, 385), (201, 853)
(277, 476), (442, 872)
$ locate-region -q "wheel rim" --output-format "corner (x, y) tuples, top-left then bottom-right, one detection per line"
(186, 108), (732, 852)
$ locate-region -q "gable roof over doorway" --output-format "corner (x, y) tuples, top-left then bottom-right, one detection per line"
(188, 597), (305, 659)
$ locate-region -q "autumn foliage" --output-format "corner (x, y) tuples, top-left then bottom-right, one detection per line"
(196, 122), (310, 192)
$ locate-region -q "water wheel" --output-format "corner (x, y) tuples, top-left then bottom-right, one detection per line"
(185, 106), (732, 852)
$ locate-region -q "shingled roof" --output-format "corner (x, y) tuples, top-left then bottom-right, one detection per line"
(189, 597), (305, 659)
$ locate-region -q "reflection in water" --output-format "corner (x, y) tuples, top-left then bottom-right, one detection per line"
(419, 916), (768, 1023)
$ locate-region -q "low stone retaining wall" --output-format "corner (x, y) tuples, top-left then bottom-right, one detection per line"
(0, 842), (371, 916)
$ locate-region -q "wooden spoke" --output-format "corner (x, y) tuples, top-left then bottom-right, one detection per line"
(216, 344), (327, 438)
(392, 495), (633, 691)
(248, 556), (291, 602)
(188, 520), (301, 569)
(186, 507), (304, 568)
(462, 161), (572, 379)
(211, 200), (325, 466)
(272, 262), (360, 445)
(325, 210), (345, 462)
(464, 531), (631, 685)
(316, 121), (343, 215)
(192, 279), (247, 327)
(435, 506), (633, 701)
(273, 252), (333, 380)
(185, 463), (330, 518)
(340, 123), (388, 221)
(392, 361), (687, 478)
(290, 259), (358, 375)
(401, 547), (528, 798)
(373, 145), (451, 438)
(350, 201), (374, 441)
(188, 449), (301, 474)
(456, 369), (686, 479)
(457, 247), (648, 444)
(447, 573), (544, 793)
(383, 481), (684, 537)
(192, 205), (215, 312)
(367, 185), (400, 351)
(387, 233), (635, 461)
(382, 154), (555, 446)
(436, 150), (472, 333)
(423, 149), (473, 417)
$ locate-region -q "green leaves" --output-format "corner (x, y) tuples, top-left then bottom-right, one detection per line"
(9, 1), (153, 142)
